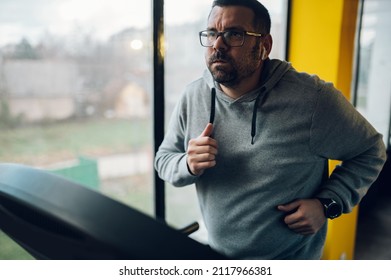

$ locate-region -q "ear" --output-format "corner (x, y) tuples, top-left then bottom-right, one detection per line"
(261, 34), (273, 60)
(261, 46), (268, 60)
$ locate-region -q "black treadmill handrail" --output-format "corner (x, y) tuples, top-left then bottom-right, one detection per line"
(0, 163), (225, 260)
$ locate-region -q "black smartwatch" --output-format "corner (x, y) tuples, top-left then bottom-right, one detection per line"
(317, 198), (342, 219)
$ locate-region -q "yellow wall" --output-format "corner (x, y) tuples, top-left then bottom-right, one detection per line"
(289, 0), (343, 84)
(288, 0), (359, 259)
(289, 0), (358, 100)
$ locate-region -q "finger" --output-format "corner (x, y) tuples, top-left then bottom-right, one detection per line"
(285, 219), (308, 229)
(188, 141), (218, 156)
(194, 159), (217, 169)
(198, 138), (218, 149)
(190, 134), (218, 150)
(190, 152), (216, 163)
(278, 200), (300, 213)
(284, 212), (303, 225)
(194, 145), (218, 156)
(189, 159), (216, 175)
(199, 123), (214, 137)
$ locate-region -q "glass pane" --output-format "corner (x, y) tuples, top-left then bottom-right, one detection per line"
(164, 0), (288, 244)
(0, 0), (152, 259)
(353, 1), (391, 260)
(354, 0), (391, 147)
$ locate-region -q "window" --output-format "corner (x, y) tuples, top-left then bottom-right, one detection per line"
(0, 0), (152, 259)
(353, 0), (391, 148)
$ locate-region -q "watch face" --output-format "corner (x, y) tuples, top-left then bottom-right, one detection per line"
(326, 201), (342, 219)
(318, 198), (342, 219)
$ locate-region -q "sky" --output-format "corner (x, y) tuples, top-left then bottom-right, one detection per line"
(0, 0), (285, 47)
(0, 0), (204, 46)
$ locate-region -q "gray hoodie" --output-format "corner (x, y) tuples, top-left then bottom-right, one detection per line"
(155, 59), (386, 259)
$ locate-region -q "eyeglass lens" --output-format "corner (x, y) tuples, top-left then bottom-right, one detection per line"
(200, 31), (244, 47)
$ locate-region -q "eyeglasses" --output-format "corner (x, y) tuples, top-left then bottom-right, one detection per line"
(199, 30), (264, 47)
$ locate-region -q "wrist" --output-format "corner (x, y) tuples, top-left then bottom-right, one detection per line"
(316, 197), (342, 219)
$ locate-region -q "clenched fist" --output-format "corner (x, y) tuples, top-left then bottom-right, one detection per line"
(186, 123), (218, 176)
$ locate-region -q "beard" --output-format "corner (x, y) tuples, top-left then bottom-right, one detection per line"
(207, 43), (261, 88)
(208, 51), (237, 86)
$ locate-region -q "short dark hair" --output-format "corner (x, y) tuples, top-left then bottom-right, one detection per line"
(211, 0), (271, 34)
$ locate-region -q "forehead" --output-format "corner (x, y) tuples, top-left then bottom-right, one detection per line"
(208, 6), (255, 30)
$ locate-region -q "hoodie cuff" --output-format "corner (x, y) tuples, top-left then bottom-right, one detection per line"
(315, 190), (344, 213)
(186, 161), (197, 176)
(174, 155), (198, 186)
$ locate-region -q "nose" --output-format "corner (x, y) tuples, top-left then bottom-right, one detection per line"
(213, 34), (228, 51)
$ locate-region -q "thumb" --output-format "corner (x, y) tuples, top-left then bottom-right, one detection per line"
(278, 200), (300, 213)
(199, 123), (214, 137)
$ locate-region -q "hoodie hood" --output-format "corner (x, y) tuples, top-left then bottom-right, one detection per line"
(203, 59), (292, 143)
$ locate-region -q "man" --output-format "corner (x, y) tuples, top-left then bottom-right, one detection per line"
(154, 0), (387, 259)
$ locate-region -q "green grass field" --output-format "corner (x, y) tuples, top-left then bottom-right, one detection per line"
(0, 231), (34, 260)
(0, 118), (151, 165)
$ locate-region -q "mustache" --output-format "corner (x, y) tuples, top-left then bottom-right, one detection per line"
(209, 51), (231, 63)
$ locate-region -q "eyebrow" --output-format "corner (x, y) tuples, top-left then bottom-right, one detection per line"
(206, 26), (246, 32)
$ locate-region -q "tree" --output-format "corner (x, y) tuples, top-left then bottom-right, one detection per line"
(11, 38), (39, 60)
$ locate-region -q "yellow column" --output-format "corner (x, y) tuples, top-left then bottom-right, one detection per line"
(288, 0), (359, 259)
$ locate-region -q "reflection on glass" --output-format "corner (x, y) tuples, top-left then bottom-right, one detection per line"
(0, 0), (152, 259)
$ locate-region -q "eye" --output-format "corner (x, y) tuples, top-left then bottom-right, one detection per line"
(206, 30), (217, 38)
(225, 30), (243, 41)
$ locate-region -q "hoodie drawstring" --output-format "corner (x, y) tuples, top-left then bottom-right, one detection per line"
(209, 88), (216, 124)
(209, 87), (266, 145)
(251, 93), (262, 145)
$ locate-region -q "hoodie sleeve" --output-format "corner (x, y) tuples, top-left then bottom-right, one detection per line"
(310, 82), (387, 213)
(154, 96), (198, 187)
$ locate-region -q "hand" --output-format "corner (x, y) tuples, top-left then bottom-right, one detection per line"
(277, 199), (326, 235)
(186, 123), (218, 176)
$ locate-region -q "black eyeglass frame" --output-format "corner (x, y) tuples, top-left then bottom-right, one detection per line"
(199, 30), (264, 47)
